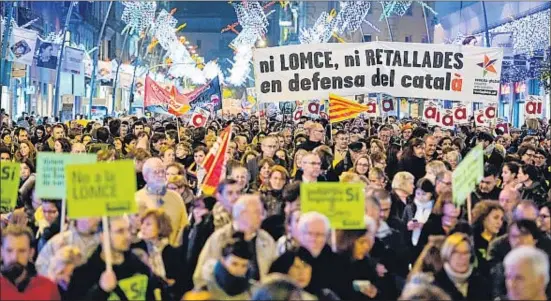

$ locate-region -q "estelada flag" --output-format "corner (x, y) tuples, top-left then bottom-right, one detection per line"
(329, 93), (370, 123)
(144, 75), (172, 107)
(200, 123), (233, 195)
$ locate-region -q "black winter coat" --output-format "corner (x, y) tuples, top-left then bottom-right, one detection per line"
(433, 269), (492, 301)
(397, 155), (426, 183)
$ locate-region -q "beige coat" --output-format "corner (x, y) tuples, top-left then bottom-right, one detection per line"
(192, 223), (277, 288)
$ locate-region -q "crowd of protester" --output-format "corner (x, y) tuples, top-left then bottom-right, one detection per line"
(1, 110), (551, 300)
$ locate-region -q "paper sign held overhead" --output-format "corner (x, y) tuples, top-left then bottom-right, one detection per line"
(300, 183), (365, 229)
(452, 144), (484, 206)
(65, 160), (137, 218)
(35, 153), (97, 199)
(1, 162), (21, 213)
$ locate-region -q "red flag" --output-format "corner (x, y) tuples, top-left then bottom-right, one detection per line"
(144, 75), (171, 107)
(201, 124), (233, 195)
(168, 86), (191, 116)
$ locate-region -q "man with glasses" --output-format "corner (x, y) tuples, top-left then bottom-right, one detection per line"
(518, 144), (537, 166)
(332, 130), (349, 168)
(471, 166), (502, 207)
(247, 136), (278, 183)
(296, 122), (325, 152)
(136, 158), (188, 247)
(378, 126), (392, 149)
(300, 153), (323, 183)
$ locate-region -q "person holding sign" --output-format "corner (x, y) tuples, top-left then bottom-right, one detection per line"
(65, 216), (164, 300)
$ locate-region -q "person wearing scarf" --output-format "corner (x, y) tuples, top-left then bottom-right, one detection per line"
(204, 235), (257, 300)
(403, 178), (435, 264)
(433, 233), (491, 300)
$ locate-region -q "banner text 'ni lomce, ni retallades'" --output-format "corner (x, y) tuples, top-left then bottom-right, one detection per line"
(253, 42), (503, 103)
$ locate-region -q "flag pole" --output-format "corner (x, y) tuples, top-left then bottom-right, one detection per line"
(176, 116), (181, 142)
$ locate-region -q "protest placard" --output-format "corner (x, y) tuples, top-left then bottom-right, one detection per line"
(1, 162), (21, 213)
(65, 160), (137, 218)
(108, 274), (148, 300)
(253, 42), (503, 103)
(300, 183), (365, 229)
(452, 144), (484, 206)
(35, 153), (97, 199)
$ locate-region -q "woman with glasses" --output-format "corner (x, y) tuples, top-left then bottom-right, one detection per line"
(352, 155), (370, 178)
(433, 233), (491, 300)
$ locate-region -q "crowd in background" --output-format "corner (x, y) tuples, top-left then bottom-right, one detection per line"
(1, 108), (551, 300)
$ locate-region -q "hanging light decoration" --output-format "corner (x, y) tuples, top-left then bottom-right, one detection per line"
(489, 9), (550, 56)
(121, 1), (156, 35)
(299, 11), (336, 44)
(228, 1), (269, 86)
(334, 1), (380, 34)
(379, 1), (437, 21)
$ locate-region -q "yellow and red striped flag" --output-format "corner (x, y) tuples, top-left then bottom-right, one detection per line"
(329, 93), (371, 123)
(200, 123), (233, 196)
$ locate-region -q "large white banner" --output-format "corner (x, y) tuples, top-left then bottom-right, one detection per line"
(62, 47), (84, 75)
(253, 42), (504, 103)
(9, 28), (37, 66)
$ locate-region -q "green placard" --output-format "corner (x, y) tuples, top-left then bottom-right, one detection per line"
(108, 274), (148, 300)
(300, 182), (365, 229)
(66, 160), (137, 218)
(36, 153), (97, 199)
(452, 144), (484, 206)
(1, 162), (21, 213)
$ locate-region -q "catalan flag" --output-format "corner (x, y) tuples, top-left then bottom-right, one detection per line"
(200, 123), (233, 196)
(329, 93), (370, 123)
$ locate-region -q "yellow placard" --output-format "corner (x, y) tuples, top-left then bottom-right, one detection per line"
(108, 274), (148, 300)
(65, 160), (137, 218)
(0, 162), (21, 213)
(300, 183), (365, 229)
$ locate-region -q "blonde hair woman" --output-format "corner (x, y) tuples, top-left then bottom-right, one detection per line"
(47, 246), (82, 291)
(433, 232), (491, 300)
(291, 149), (308, 178)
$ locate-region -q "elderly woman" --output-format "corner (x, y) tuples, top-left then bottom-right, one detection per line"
(432, 232), (491, 300)
(424, 160), (447, 185)
(389, 171), (415, 220)
(443, 150), (462, 171)
(134, 208), (185, 300)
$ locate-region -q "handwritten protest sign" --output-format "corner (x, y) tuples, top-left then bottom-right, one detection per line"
(36, 153), (97, 199)
(452, 144), (484, 206)
(253, 42), (503, 103)
(66, 160), (137, 218)
(1, 162), (20, 213)
(300, 183), (365, 229)
(107, 274), (148, 300)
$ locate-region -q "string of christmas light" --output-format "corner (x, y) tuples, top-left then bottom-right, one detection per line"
(228, 1), (269, 86)
(334, 1), (380, 34)
(299, 11), (336, 44)
(488, 9), (550, 56)
(379, 1), (437, 21)
(121, 1), (156, 35)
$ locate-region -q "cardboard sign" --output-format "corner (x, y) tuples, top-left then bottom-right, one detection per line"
(452, 144), (484, 206)
(300, 183), (365, 229)
(525, 95), (544, 118)
(36, 153), (97, 199)
(365, 98), (378, 117)
(423, 101), (441, 126)
(452, 104), (469, 125)
(1, 162), (21, 213)
(108, 274), (148, 301)
(65, 160), (137, 218)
